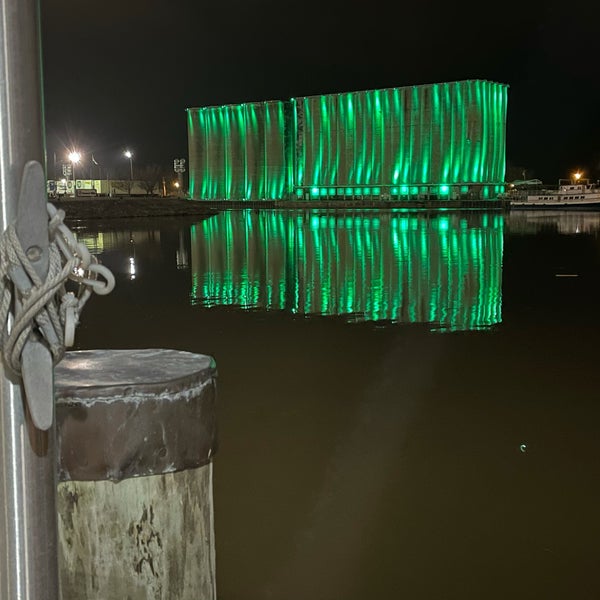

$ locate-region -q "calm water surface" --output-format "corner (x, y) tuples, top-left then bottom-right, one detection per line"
(74, 209), (600, 600)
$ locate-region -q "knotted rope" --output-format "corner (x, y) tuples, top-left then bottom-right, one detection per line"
(0, 203), (114, 375)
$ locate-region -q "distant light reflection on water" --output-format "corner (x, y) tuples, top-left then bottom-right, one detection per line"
(73, 209), (600, 599)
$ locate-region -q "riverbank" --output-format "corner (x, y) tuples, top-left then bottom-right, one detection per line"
(52, 195), (511, 222)
(51, 196), (220, 221)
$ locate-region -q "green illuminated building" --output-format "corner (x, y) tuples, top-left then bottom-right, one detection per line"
(187, 79), (508, 201)
(188, 101), (292, 200)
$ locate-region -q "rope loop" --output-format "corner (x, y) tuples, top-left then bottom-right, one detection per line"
(0, 202), (115, 374)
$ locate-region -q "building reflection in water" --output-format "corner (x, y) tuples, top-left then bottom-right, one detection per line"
(176, 231), (189, 269)
(72, 229), (164, 280)
(190, 210), (504, 331)
(507, 210), (600, 236)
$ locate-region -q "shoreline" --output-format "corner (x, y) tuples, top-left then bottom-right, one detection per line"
(52, 196), (220, 221)
(52, 195), (510, 222)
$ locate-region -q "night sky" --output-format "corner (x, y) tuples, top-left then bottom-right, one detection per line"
(40, 0), (600, 184)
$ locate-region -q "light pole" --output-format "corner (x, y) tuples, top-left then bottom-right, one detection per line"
(174, 158), (186, 198)
(68, 150), (81, 197)
(124, 150), (133, 180)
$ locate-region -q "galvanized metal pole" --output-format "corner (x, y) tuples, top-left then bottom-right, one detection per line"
(0, 0), (59, 598)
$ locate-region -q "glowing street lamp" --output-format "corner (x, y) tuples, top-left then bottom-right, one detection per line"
(68, 150), (81, 175)
(573, 171), (582, 181)
(124, 150), (133, 180)
(68, 151), (81, 195)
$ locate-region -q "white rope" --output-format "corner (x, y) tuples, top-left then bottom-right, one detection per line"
(0, 203), (114, 375)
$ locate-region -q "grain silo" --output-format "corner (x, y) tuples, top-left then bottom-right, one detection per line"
(187, 101), (292, 201)
(187, 79), (508, 202)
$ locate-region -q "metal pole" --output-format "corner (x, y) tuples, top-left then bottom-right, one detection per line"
(0, 0), (59, 598)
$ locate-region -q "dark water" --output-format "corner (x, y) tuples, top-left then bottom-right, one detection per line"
(74, 209), (600, 600)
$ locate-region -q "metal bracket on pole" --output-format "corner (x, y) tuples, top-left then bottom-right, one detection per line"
(9, 160), (53, 430)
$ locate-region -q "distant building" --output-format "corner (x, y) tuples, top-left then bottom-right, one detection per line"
(46, 179), (162, 198)
(187, 79), (508, 202)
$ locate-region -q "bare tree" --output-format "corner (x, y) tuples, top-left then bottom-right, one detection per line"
(137, 164), (163, 196)
(112, 179), (133, 195)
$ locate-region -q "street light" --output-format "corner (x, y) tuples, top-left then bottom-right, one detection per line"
(68, 151), (81, 196)
(124, 150), (133, 180)
(174, 157), (186, 198)
(68, 150), (81, 174)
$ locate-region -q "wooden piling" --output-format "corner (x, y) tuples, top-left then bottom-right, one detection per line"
(53, 349), (218, 600)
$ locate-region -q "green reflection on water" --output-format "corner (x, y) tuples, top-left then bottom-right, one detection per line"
(190, 211), (503, 331)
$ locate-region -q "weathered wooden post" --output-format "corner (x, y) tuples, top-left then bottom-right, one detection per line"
(0, 0), (60, 597)
(54, 349), (218, 600)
